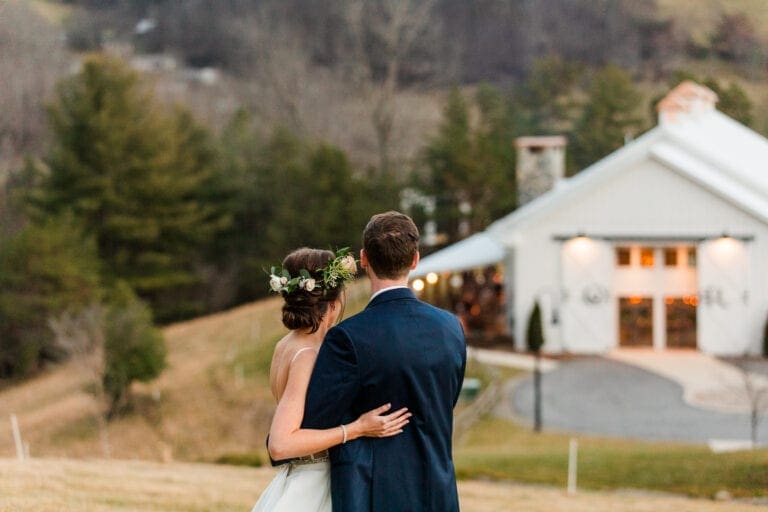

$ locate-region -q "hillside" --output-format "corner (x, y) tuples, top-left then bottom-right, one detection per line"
(5, 0), (768, 177)
(657, 0), (768, 41)
(0, 281), (369, 462)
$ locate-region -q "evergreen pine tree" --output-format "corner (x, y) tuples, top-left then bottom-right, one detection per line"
(517, 56), (582, 135)
(424, 86), (518, 242)
(570, 65), (644, 173)
(39, 56), (227, 322)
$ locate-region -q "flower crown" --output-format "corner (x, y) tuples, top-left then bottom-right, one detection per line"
(268, 247), (358, 295)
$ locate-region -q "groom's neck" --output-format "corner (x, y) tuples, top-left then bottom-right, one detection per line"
(368, 276), (409, 295)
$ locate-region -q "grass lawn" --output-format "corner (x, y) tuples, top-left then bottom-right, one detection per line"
(2, 458), (764, 512)
(455, 416), (768, 499)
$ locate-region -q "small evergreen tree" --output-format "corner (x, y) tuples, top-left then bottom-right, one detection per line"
(103, 282), (166, 416)
(763, 313), (768, 358)
(526, 301), (545, 432)
(526, 301), (545, 353)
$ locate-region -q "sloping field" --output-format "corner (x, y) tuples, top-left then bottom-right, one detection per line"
(0, 282), (370, 462)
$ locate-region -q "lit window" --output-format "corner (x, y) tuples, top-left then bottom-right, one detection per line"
(664, 248), (678, 267)
(640, 247), (655, 267)
(616, 247), (631, 266)
(687, 247), (696, 267)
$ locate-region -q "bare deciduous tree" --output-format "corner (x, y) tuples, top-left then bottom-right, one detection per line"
(49, 304), (112, 457)
(342, 0), (439, 177)
(732, 359), (768, 448)
(0, 1), (71, 172)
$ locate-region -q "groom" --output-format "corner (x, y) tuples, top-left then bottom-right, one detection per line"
(303, 211), (467, 512)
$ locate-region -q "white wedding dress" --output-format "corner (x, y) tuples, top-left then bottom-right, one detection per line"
(251, 459), (331, 512)
(251, 346), (332, 511)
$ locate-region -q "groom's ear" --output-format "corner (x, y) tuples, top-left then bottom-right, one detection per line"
(360, 249), (368, 270)
(410, 251), (420, 270)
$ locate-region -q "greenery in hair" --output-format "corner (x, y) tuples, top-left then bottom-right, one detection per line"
(267, 247), (357, 296)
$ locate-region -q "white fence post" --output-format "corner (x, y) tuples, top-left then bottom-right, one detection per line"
(567, 437), (578, 495)
(10, 414), (24, 461)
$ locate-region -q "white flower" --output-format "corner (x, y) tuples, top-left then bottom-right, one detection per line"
(303, 278), (316, 292)
(269, 275), (283, 292)
(280, 276), (288, 285)
(340, 255), (357, 274)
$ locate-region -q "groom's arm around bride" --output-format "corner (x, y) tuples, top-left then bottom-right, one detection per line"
(302, 211), (467, 512)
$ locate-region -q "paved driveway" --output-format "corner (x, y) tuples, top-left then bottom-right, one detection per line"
(509, 357), (768, 444)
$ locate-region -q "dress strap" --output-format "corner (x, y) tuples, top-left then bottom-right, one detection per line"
(290, 346), (317, 365)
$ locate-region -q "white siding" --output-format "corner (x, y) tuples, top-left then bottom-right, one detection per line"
(509, 157), (768, 355)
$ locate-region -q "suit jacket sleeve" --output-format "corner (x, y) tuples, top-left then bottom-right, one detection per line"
(453, 315), (467, 408)
(301, 326), (360, 429)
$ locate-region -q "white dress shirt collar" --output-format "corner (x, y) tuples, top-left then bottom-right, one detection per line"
(369, 285), (409, 302)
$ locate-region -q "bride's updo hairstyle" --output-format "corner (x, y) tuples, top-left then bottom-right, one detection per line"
(280, 248), (344, 333)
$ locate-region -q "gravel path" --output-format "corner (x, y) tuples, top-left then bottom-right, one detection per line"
(510, 357), (768, 444)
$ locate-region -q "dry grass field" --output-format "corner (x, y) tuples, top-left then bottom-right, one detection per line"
(1, 458), (764, 512)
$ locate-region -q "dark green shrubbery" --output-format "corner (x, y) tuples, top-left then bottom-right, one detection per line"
(0, 216), (101, 379)
(103, 282), (167, 416)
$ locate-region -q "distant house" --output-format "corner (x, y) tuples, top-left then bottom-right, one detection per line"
(412, 81), (768, 356)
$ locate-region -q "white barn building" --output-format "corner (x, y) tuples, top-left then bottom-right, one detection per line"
(412, 82), (768, 356)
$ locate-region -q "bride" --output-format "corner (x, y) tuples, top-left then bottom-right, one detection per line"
(252, 247), (411, 512)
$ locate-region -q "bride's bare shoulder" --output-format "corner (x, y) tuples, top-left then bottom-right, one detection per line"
(272, 333), (293, 358)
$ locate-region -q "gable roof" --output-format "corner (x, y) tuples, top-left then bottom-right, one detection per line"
(488, 108), (768, 243)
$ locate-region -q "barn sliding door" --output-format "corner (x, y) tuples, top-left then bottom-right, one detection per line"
(697, 238), (750, 354)
(560, 237), (615, 352)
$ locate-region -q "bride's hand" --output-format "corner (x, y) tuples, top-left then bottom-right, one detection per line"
(349, 403), (411, 439)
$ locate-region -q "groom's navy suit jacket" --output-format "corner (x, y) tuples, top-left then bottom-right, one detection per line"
(302, 287), (466, 512)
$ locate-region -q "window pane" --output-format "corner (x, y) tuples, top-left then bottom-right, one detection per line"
(664, 248), (678, 266)
(616, 247), (631, 266)
(640, 247), (655, 267)
(687, 247), (696, 267)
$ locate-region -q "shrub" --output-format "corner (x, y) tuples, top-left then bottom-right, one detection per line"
(526, 301), (545, 353)
(103, 282), (167, 416)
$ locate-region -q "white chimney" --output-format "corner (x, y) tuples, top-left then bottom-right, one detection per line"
(514, 135), (567, 206)
(656, 81), (718, 125)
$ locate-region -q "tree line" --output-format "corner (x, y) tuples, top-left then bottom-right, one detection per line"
(421, 58), (756, 243)
(64, 0), (768, 85)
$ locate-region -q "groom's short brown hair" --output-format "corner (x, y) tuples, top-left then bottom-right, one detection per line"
(363, 211), (420, 279)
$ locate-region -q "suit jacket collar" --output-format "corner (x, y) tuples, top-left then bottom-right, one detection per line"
(366, 287), (417, 309)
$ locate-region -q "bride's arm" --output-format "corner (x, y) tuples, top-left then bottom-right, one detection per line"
(267, 350), (410, 461)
